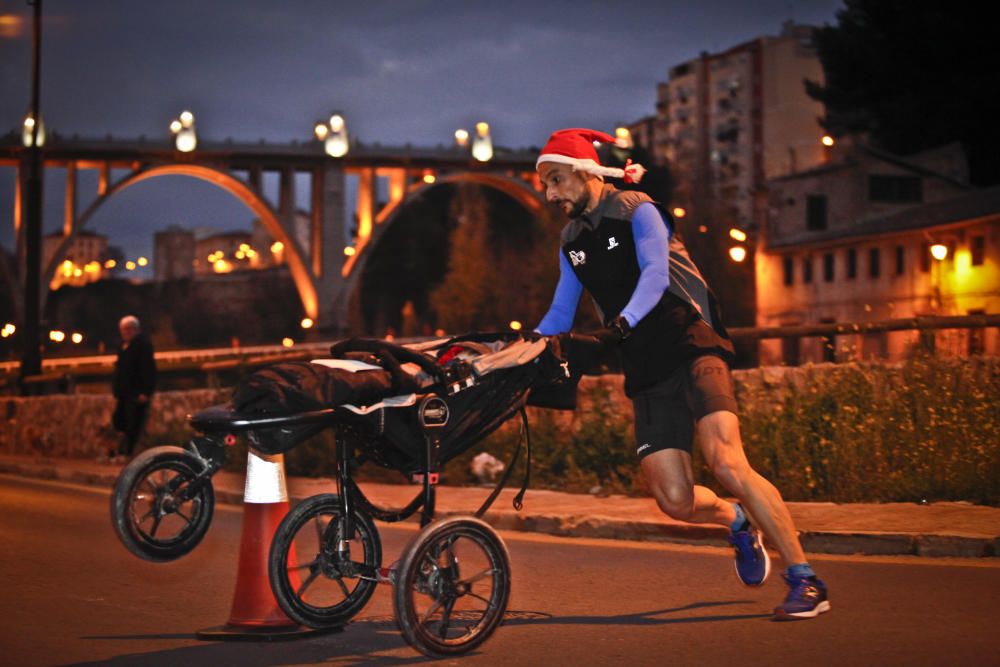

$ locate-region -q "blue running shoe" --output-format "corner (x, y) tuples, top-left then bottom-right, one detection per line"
(773, 574), (831, 620)
(727, 526), (770, 586)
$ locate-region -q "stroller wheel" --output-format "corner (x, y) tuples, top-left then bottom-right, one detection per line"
(110, 446), (215, 562)
(268, 494), (381, 628)
(394, 516), (510, 657)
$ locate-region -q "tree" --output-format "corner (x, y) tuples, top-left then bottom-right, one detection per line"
(807, 0), (1000, 185)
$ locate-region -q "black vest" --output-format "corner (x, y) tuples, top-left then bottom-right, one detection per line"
(561, 189), (734, 395)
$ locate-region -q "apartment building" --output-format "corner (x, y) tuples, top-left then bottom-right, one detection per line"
(646, 22), (827, 228)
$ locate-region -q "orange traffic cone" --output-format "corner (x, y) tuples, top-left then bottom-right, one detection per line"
(197, 450), (317, 640)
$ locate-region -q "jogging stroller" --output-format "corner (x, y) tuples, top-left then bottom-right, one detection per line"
(110, 332), (597, 656)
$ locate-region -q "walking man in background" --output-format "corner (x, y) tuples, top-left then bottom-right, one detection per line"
(111, 315), (156, 463)
(533, 128), (830, 620)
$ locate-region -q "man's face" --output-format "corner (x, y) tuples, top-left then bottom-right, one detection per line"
(538, 162), (591, 218)
(120, 323), (138, 343)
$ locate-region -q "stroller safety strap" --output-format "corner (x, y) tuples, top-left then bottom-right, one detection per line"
(341, 394), (418, 414)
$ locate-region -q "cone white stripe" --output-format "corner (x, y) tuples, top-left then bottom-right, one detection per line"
(244, 450), (288, 504)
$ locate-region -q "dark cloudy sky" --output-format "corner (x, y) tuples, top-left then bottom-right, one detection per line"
(0, 0), (843, 266)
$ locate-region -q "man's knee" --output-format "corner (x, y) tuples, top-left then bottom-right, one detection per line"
(650, 482), (696, 520)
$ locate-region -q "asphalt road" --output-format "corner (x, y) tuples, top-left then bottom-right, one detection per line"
(2, 474), (999, 667)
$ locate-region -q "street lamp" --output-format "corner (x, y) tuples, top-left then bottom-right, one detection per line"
(22, 111), (45, 147)
(821, 135), (835, 147)
(454, 128), (469, 147)
(472, 121), (493, 162)
(318, 112), (349, 158)
(930, 243), (948, 261)
(170, 110), (197, 152)
(729, 246), (748, 262)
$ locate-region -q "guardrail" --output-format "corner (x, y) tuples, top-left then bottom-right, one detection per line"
(2, 314), (996, 393)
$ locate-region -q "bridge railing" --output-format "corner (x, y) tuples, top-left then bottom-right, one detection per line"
(1, 314), (996, 394)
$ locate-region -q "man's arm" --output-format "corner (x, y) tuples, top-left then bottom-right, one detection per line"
(619, 202), (671, 328)
(535, 251), (583, 335)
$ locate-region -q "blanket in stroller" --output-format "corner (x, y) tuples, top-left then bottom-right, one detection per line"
(230, 333), (580, 469)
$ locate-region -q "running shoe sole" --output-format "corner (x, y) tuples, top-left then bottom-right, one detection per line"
(773, 600), (832, 620)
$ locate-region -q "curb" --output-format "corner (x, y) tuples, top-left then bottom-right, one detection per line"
(2, 460), (996, 559)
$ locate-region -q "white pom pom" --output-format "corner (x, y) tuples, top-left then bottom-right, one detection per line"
(624, 163), (646, 184)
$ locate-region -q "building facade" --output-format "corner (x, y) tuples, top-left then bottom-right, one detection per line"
(153, 226), (196, 281)
(649, 22), (827, 229)
(757, 140), (998, 364)
(42, 230), (109, 289)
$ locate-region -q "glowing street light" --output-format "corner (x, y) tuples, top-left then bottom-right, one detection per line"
(104, 259), (116, 269)
(472, 121), (493, 162)
(318, 112), (349, 158)
(125, 260), (136, 271)
(282, 337), (294, 348)
(615, 126), (634, 149)
(729, 246), (747, 262)
(672, 207), (687, 219)
(170, 110), (197, 152)
(930, 243), (948, 261)
(422, 173), (436, 184)
(454, 128), (469, 147)
(1, 323), (15, 338)
(509, 320), (523, 331)
(49, 330), (65, 342)
(729, 228), (748, 242)
(821, 135), (835, 147)
(137, 256), (148, 267)
(71, 332), (83, 344)
(270, 241), (284, 253)
(300, 317), (314, 329)
(343, 246), (356, 257)
(22, 112), (45, 147)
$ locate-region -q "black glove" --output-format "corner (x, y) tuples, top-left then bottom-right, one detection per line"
(581, 315), (632, 347)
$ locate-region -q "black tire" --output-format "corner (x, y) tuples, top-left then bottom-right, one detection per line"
(394, 516), (511, 657)
(110, 446), (215, 562)
(268, 493), (382, 628)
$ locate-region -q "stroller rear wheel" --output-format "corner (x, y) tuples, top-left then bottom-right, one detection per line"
(110, 446), (215, 562)
(268, 494), (382, 628)
(394, 516), (511, 657)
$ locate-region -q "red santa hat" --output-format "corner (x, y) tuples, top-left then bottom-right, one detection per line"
(536, 128), (646, 183)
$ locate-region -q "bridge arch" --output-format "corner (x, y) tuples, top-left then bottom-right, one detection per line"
(43, 164), (319, 319)
(335, 171), (547, 325)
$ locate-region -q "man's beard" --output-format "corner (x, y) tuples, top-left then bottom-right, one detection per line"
(564, 190), (589, 219)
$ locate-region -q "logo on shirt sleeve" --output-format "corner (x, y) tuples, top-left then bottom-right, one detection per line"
(569, 250), (587, 266)
(607, 236), (619, 250)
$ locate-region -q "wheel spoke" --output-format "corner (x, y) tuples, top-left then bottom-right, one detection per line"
(288, 557), (319, 572)
(148, 512), (163, 538)
(296, 568), (320, 597)
(174, 508), (195, 526)
(334, 575), (351, 598)
(419, 598), (445, 625)
(438, 596), (456, 639)
(459, 567), (496, 586)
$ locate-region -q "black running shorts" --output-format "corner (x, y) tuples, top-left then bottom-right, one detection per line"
(632, 354), (739, 458)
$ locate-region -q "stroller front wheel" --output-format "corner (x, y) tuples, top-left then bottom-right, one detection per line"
(394, 516), (511, 657)
(269, 493), (382, 628)
(110, 446), (215, 562)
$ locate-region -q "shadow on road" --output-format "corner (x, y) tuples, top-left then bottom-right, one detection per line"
(501, 599), (771, 627)
(67, 601), (765, 666)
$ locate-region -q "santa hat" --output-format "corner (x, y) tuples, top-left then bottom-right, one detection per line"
(536, 128), (646, 184)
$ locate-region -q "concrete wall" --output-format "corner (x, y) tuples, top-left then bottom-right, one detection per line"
(4, 361), (994, 460)
(1, 388), (230, 458)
